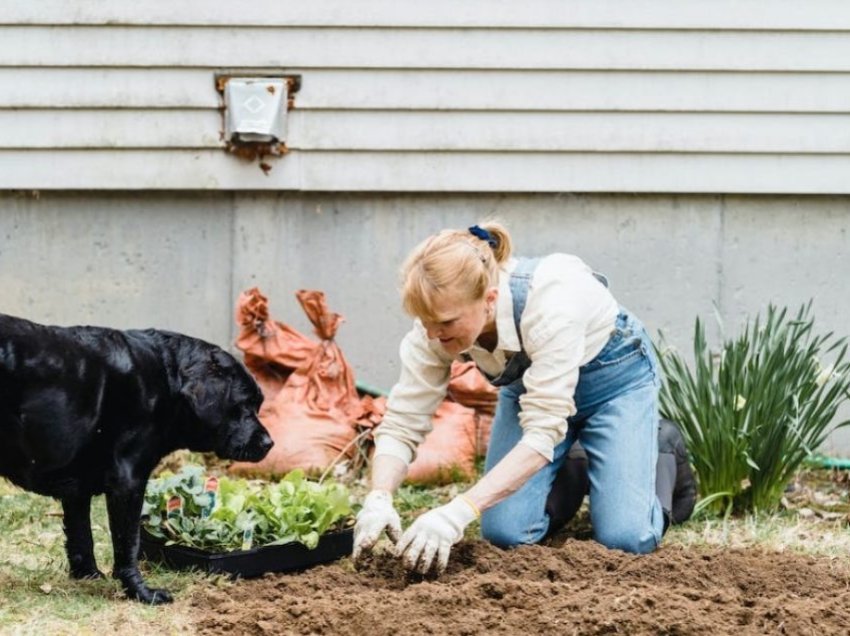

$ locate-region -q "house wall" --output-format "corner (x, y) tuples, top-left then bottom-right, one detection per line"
(5, 1), (850, 191)
(2, 191), (848, 454)
(2, 2), (849, 451)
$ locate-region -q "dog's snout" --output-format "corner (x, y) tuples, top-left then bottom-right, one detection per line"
(234, 421), (273, 462)
(256, 429), (274, 455)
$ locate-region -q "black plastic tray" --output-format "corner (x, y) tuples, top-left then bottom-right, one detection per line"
(139, 527), (353, 578)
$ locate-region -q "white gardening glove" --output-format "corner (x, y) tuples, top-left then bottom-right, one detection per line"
(352, 490), (402, 562)
(396, 495), (479, 575)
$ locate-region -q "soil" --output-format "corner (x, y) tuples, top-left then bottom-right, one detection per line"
(190, 536), (850, 636)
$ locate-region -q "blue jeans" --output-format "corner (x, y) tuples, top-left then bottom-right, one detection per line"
(480, 310), (664, 554)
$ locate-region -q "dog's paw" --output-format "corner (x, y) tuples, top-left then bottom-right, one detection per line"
(70, 567), (105, 580)
(147, 588), (174, 605)
(132, 587), (174, 605)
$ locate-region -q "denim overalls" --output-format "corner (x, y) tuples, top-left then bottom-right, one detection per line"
(479, 257), (665, 554)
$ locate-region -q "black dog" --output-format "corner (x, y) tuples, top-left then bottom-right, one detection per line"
(0, 313), (273, 604)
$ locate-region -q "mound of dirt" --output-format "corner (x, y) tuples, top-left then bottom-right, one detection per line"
(190, 539), (850, 635)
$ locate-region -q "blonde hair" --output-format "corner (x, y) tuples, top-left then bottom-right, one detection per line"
(401, 221), (513, 321)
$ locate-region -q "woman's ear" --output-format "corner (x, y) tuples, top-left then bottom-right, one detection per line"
(485, 286), (499, 310)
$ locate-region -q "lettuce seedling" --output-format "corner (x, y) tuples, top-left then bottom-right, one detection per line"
(141, 465), (353, 552)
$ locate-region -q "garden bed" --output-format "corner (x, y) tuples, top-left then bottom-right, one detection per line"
(191, 536), (850, 635)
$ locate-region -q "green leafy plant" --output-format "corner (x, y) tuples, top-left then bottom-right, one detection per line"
(657, 303), (850, 515)
(141, 465), (353, 552)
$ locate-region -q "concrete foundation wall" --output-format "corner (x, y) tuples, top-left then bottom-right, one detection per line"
(2, 191), (848, 454)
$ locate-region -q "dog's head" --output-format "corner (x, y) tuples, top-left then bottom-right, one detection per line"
(177, 341), (273, 462)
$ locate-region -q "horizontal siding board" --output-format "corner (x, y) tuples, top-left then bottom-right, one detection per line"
(0, 69), (218, 108)
(6, 69), (850, 114)
(296, 70), (850, 114)
(5, 150), (850, 193)
(8, 110), (850, 153)
(5, 0), (850, 30)
(4, 27), (850, 71)
(292, 112), (850, 153)
(297, 153), (850, 193)
(0, 150), (303, 189)
(0, 110), (221, 148)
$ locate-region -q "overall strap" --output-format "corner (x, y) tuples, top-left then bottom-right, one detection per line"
(508, 257), (541, 351)
(592, 271), (609, 288)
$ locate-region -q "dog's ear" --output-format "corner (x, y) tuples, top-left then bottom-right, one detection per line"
(209, 349), (260, 406)
(179, 350), (234, 420)
(180, 374), (216, 422)
(210, 349), (236, 372)
(179, 353), (214, 412)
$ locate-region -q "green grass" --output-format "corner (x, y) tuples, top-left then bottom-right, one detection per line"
(0, 476), (464, 634)
(667, 468), (850, 556)
(394, 483), (454, 520)
(0, 479), (205, 635)
(667, 512), (850, 557)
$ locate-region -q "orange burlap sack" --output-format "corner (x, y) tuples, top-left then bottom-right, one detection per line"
(367, 363), (497, 485)
(357, 394), (387, 431)
(446, 360), (499, 456)
(405, 400), (479, 485)
(447, 360), (499, 416)
(476, 414), (494, 459)
(234, 287), (318, 400)
(231, 290), (363, 476)
(359, 392), (479, 485)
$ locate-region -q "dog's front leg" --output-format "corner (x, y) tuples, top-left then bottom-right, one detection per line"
(61, 495), (104, 580)
(105, 484), (173, 604)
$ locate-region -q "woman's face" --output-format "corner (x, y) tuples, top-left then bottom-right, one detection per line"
(420, 288), (497, 356)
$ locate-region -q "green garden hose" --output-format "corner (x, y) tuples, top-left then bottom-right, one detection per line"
(355, 380), (388, 398)
(809, 454), (850, 470)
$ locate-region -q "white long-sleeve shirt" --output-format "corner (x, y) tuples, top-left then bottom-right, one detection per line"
(374, 254), (619, 464)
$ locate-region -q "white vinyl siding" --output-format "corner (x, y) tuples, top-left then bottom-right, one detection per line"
(3, 1), (850, 192)
(6, 1), (850, 30)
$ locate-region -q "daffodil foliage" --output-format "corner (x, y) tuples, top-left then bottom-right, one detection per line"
(657, 303), (850, 515)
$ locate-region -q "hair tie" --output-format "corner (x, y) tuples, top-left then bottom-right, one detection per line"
(468, 225), (497, 248)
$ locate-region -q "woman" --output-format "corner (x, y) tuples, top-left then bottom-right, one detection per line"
(353, 222), (673, 575)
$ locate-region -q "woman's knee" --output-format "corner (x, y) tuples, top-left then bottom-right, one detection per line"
(480, 510), (544, 548)
(594, 524), (659, 554)
(480, 517), (524, 548)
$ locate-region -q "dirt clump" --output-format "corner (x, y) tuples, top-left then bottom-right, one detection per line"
(190, 539), (850, 635)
